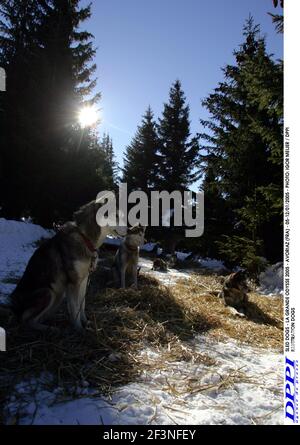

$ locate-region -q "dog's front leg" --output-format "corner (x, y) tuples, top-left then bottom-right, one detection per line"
(22, 289), (60, 333)
(66, 283), (84, 332)
(78, 276), (90, 328)
(120, 265), (126, 289)
(132, 263), (138, 289)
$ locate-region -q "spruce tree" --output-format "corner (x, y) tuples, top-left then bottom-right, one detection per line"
(269, 0), (284, 33)
(0, 0), (42, 218)
(200, 18), (283, 266)
(123, 107), (159, 192)
(99, 133), (118, 189)
(30, 0), (101, 224)
(0, 0), (102, 225)
(157, 80), (199, 192)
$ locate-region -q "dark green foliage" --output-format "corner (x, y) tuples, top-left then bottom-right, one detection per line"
(157, 80), (199, 192)
(199, 18), (283, 266)
(0, 2), (283, 273)
(122, 83), (200, 253)
(216, 235), (268, 281)
(123, 107), (159, 192)
(99, 133), (118, 189)
(0, 0), (114, 226)
(148, 81), (200, 252)
(269, 0), (284, 34)
(269, 14), (283, 33)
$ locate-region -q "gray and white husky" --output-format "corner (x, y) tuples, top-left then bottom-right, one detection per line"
(218, 270), (249, 310)
(2, 200), (127, 333)
(112, 225), (146, 289)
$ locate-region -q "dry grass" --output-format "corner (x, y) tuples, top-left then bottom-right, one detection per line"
(0, 268), (283, 419)
(161, 367), (259, 398)
(0, 274), (216, 407)
(174, 274), (283, 351)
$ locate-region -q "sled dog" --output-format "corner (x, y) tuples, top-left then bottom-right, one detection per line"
(4, 200), (127, 332)
(218, 270), (249, 310)
(112, 225), (146, 289)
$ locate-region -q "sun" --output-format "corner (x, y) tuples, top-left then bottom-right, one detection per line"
(78, 105), (99, 128)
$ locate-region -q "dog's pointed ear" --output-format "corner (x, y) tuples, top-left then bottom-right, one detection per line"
(74, 201), (91, 226)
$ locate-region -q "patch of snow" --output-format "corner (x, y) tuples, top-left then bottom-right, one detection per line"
(138, 258), (191, 285)
(103, 236), (122, 247)
(198, 258), (227, 272)
(141, 245), (191, 259)
(0, 219), (53, 300)
(258, 263), (283, 296)
(141, 242), (161, 254)
(176, 251), (192, 261)
(141, 242), (155, 252)
(4, 336), (283, 425)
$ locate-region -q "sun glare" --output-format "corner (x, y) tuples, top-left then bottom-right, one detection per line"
(78, 105), (99, 128)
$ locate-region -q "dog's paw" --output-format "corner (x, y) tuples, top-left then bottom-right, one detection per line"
(228, 307), (246, 317)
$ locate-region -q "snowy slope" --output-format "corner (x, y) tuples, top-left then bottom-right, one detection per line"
(0, 219), (284, 425)
(258, 263), (283, 296)
(139, 258), (192, 286)
(4, 336), (282, 425)
(0, 218), (53, 299)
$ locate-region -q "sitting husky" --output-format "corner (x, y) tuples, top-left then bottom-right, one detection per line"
(112, 225), (146, 289)
(218, 270), (249, 310)
(3, 200), (126, 332)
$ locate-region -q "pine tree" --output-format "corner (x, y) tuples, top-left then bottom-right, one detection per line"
(196, 165), (232, 258)
(200, 18), (283, 265)
(269, 0), (284, 33)
(99, 133), (118, 189)
(36, 0), (100, 139)
(0, 0), (42, 219)
(157, 80), (199, 192)
(123, 107), (159, 192)
(29, 0), (101, 224)
(0, 0), (102, 225)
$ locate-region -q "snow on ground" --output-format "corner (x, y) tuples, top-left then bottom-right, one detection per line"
(176, 251), (191, 261)
(0, 218), (53, 299)
(138, 258), (192, 286)
(258, 263), (283, 296)
(140, 242), (157, 253)
(197, 257), (227, 272)
(4, 336), (283, 425)
(0, 219), (284, 425)
(103, 235), (122, 247)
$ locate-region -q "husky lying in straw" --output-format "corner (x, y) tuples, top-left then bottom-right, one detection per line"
(218, 270), (249, 310)
(3, 200), (127, 332)
(112, 225), (146, 289)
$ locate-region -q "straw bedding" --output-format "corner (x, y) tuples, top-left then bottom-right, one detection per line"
(0, 266), (283, 419)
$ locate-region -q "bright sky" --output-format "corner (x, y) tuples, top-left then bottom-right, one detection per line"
(82, 0), (283, 172)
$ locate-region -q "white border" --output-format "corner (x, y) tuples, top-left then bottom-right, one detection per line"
(284, 0), (300, 426)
